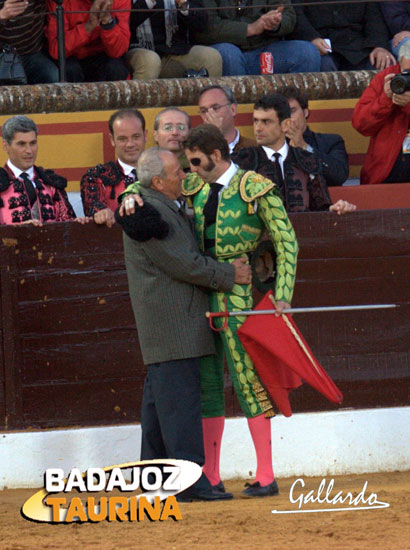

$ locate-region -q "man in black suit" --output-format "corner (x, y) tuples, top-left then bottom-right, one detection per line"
(281, 87), (349, 187)
(233, 93), (355, 213)
(290, 0), (395, 71)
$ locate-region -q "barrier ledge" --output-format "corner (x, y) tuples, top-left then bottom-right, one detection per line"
(0, 70), (376, 115)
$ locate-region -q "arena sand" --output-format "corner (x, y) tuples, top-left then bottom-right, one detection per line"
(0, 471), (408, 549)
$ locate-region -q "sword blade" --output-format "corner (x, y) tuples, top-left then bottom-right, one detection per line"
(209, 304), (397, 318)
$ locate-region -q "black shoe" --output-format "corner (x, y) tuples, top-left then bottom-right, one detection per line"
(176, 488), (233, 502)
(212, 481), (226, 493)
(242, 480), (279, 497)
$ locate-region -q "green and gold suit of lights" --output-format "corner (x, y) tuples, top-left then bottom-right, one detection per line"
(182, 169), (298, 418)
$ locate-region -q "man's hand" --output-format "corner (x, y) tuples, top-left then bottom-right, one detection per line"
(21, 218), (42, 227)
(247, 7), (284, 37)
(384, 73), (395, 100)
(262, 6), (283, 31)
(99, 0), (114, 25)
(74, 216), (91, 224)
(286, 119), (308, 149)
(118, 194), (144, 216)
(311, 37), (331, 55)
(274, 300), (290, 317)
(201, 108), (224, 132)
(393, 31), (410, 49)
(84, 0), (104, 33)
(93, 208), (116, 227)
(369, 47), (396, 71)
(329, 199), (356, 215)
(0, 0), (28, 22)
(232, 257), (252, 285)
(392, 89), (410, 107)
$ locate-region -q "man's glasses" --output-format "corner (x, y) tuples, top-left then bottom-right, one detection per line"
(199, 103), (231, 116)
(189, 157), (202, 166)
(161, 123), (187, 132)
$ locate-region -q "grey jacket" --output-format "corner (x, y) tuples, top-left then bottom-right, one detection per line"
(123, 187), (235, 364)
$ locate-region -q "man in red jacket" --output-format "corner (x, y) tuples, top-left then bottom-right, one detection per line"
(46, 0), (130, 82)
(352, 42), (410, 185)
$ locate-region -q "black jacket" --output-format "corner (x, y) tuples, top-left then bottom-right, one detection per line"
(290, 0), (390, 66)
(130, 0), (208, 55)
(304, 127), (349, 187)
(381, 1), (410, 36)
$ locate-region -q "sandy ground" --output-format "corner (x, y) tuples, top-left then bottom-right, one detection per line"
(0, 471), (408, 550)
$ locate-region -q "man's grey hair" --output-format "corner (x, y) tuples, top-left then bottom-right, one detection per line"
(398, 41), (410, 61)
(1, 115), (38, 144)
(138, 147), (171, 188)
(199, 84), (237, 105)
(153, 107), (191, 131)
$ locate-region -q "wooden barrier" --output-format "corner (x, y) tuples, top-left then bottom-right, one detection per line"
(329, 183), (410, 210)
(1, 208), (409, 431)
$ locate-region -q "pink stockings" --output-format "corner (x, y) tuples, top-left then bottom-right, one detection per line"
(202, 414), (274, 486)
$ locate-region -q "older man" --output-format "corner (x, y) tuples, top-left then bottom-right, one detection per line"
(198, 85), (256, 154)
(352, 41), (410, 185)
(117, 147), (251, 501)
(153, 108), (191, 171)
(81, 109), (147, 227)
(0, 116), (77, 224)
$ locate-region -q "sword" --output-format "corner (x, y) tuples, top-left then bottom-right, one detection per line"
(205, 303), (397, 332)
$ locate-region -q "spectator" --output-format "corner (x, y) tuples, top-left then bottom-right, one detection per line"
(199, 85), (256, 153)
(81, 109), (147, 226)
(153, 107), (191, 170)
(46, 0), (130, 82)
(381, 2), (410, 58)
(233, 93), (355, 214)
(281, 87), (349, 186)
(127, 0), (222, 79)
(0, 0), (58, 84)
(193, 0), (321, 76)
(352, 42), (410, 185)
(290, 0), (396, 71)
(0, 116), (77, 224)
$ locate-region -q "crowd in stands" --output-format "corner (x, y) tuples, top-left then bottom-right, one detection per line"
(0, 0), (410, 82)
(0, 85), (359, 226)
(0, 0), (409, 220)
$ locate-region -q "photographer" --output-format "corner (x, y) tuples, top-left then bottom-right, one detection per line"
(352, 41), (410, 185)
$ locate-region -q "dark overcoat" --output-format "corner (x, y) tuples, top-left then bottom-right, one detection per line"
(123, 186), (235, 364)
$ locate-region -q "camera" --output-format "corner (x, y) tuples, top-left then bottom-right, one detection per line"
(183, 68), (209, 78)
(390, 70), (410, 94)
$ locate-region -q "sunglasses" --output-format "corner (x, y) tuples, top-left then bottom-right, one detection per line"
(189, 157), (202, 166)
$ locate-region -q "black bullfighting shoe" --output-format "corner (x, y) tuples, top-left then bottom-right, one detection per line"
(212, 481), (226, 493)
(176, 488), (233, 502)
(242, 480), (279, 497)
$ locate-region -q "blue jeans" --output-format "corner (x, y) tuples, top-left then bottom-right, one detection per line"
(21, 50), (59, 84)
(210, 40), (321, 76)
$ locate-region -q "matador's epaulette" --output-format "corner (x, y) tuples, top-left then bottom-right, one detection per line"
(182, 172), (206, 197)
(239, 171), (275, 214)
